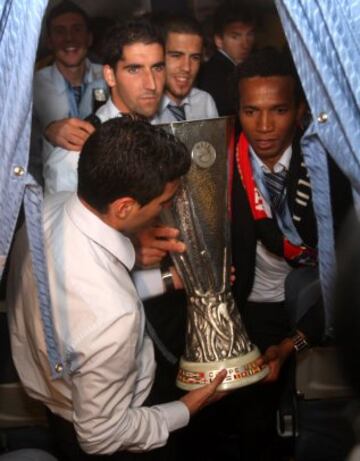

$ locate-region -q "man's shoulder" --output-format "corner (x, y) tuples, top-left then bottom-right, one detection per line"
(44, 192), (73, 225)
(202, 51), (234, 72)
(87, 60), (104, 81)
(189, 87), (214, 102)
(34, 64), (57, 86)
(188, 88), (218, 117)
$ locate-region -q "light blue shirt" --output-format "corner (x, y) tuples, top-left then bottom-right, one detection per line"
(33, 59), (106, 130)
(152, 87), (218, 124)
(250, 145), (302, 246)
(31, 59), (107, 185)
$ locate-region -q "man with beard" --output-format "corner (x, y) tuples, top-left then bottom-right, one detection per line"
(152, 15), (218, 124)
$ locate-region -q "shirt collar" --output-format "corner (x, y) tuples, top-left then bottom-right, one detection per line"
(95, 97), (123, 122)
(51, 58), (94, 95)
(218, 49), (237, 65)
(250, 144), (293, 173)
(158, 91), (191, 113)
(65, 193), (135, 271)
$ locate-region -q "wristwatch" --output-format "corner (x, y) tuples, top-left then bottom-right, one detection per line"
(292, 332), (309, 353)
(161, 269), (175, 292)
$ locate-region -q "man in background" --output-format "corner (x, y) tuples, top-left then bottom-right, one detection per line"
(31, 0), (107, 181)
(152, 15), (218, 123)
(198, 2), (256, 116)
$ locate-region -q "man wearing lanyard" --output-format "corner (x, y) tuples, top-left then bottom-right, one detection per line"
(31, 0), (107, 180)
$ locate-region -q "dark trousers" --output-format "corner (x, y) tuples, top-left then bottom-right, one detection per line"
(178, 300), (293, 461)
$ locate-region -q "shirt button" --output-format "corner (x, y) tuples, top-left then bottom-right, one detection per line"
(13, 166), (25, 176)
(317, 112), (328, 123)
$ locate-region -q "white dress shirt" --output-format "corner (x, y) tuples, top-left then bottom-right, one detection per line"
(151, 87), (219, 124)
(43, 98), (121, 195)
(248, 146), (293, 303)
(7, 192), (189, 455)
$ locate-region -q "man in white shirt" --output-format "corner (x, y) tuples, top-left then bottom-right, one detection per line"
(43, 18), (166, 195)
(8, 117), (226, 460)
(152, 15), (218, 124)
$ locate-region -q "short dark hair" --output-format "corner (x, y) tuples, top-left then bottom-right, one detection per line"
(101, 18), (164, 70)
(77, 117), (191, 212)
(160, 15), (203, 41)
(213, 1), (257, 36)
(46, 0), (90, 33)
(236, 47), (304, 105)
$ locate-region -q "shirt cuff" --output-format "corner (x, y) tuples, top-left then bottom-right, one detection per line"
(156, 401), (190, 433)
(133, 269), (164, 300)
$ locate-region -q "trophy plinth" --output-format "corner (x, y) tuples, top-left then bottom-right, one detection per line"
(161, 117), (269, 390)
(178, 347), (268, 391)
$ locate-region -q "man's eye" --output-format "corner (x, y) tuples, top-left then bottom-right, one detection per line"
(73, 25), (86, 33)
(243, 109), (254, 116)
(53, 27), (66, 35)
(127, 66), (139, 74)
(154, 64), (165, 72)
(276, 108), (288, 114)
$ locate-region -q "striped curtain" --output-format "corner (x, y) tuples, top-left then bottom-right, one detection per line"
(275, 0), (360, 334)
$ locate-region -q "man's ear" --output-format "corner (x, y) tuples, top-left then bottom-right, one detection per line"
(103, 64), (116, 88)
(112, 197), (138, 221)
(214, 34), (224, 51)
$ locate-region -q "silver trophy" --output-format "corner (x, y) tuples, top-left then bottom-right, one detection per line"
(161, 117), (268, 391)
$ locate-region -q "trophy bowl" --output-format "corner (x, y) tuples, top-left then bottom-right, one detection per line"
(161, 117), (268, 391)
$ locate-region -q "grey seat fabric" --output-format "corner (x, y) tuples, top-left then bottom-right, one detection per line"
(0, 449), (57, 460)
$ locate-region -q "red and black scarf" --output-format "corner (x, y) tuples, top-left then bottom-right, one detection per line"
(234, 134), (317, 267)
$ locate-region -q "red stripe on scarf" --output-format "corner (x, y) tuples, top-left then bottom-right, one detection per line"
(236, 133), (267, 220)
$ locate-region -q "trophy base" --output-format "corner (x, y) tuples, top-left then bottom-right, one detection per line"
(176, 346), (269, 391)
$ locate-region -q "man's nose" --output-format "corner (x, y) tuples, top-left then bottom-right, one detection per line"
(65, 28), (74, 42)
(180, 56), (191, 73)
(257, 112), (273, 131)
(144, 70), (156, 91)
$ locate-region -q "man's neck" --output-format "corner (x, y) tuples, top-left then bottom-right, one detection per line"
(166, 91), (185, 106)
(79, 196), (120, 231)
(251, 144), (293, 173)
(56, 61), (87, 86)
